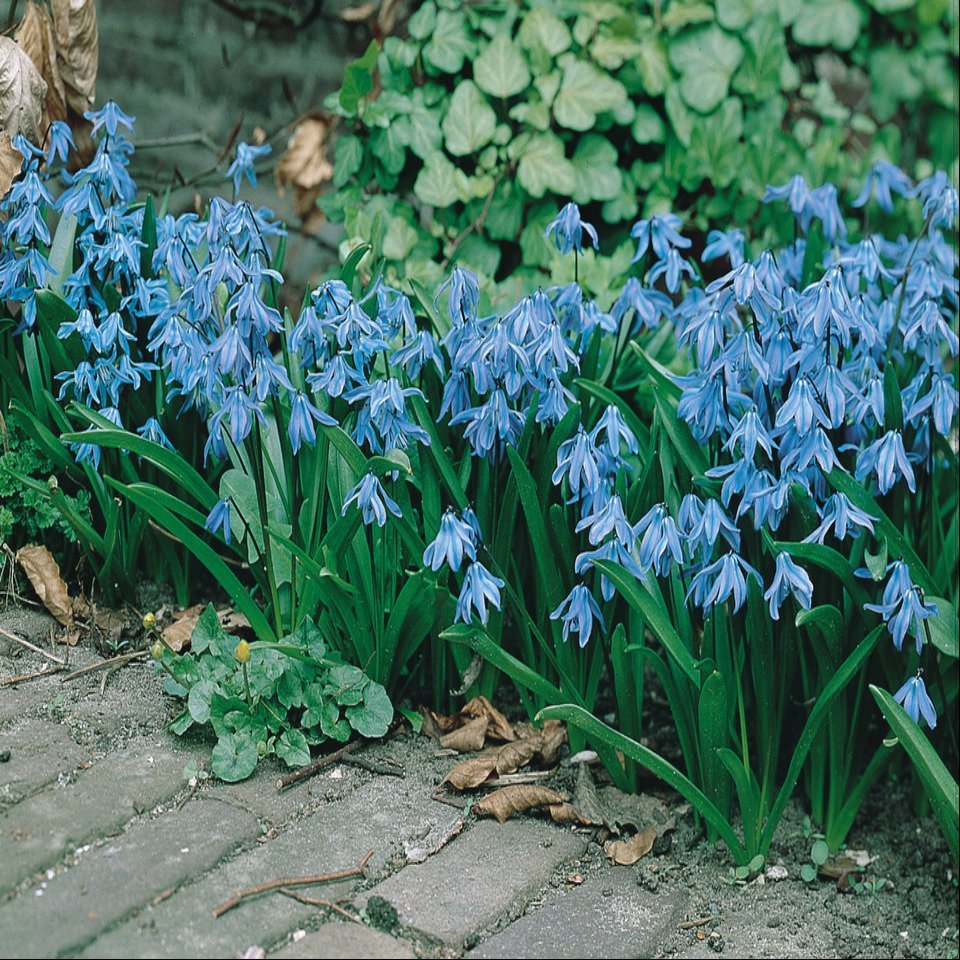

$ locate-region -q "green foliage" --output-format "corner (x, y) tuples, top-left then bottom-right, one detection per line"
(155, 606), (393, 781)
(0, 417), (89, 549)
(323, 0), (958, 297)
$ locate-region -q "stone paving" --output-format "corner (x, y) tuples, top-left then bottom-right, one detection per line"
(0, 608), (686, 959)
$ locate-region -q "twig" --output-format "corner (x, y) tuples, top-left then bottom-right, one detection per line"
(0, 666), (64, 687)
(678, 914), (726, 930)
(275, 739), (363, 791)
(61, 649), (146, 682)
(278, 888), (360, 922)
(212, 850), (374, 918)
(135, 132), (222, 154)
(343, 755), (404, 777)
(440, 168), (508, 271)
(0, 625), (67, 666)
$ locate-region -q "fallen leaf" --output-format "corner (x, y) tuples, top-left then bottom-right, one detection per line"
(605, 824), (657, 865)
(162, 605), (249, 652)
(50, 0), (97, 114)
(443, 749), (500, 790)
(460, 696), (516, 742)
(340, 1), (378, 21)
(0, 36), (46, 195)
(439, 715), (488, 753)
(15, 1), (66, 125)
(475, 785), (569, 823)
(16, 545), (73, 627)
(546, 801), (595, 826)
(275, 114), (333, 234)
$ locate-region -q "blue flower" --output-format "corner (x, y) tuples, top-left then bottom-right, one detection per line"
(544, 202), (599, 256)
(552, 426), (601, 498)
(423, 509), (477, 573)
(340, 473), (402, 527)
(863, 560), (938, 653)
(764, 552), (813, 620)
(288, 392), (337, 454)
(893, 674), (937, 729)
(702, 229), (745, 267)
(551, 583), (605, 647)
(630, 213), (690, 263)
(855, 431), (916, 495)
(687, 552), (762, 614)
(84, 101), (136, 139)
(205, 498), (232, 545)
(455, 562), (504, 626)
(633, 504), (684, 576)
(226, 141), (272, 196)
(852, 161), (913, 212)
(804, 493), (876, 543)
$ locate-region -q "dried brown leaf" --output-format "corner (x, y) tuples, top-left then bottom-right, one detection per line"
(162, 605), (248, 653)
(16, 544), (73, 627)
(340, 1), (378, 22)
(439, 715), (489, 753)
(418, 705), (454, 742)
(0, 36), (45, 195)
(546, 801), (596, 826)
(15, 2), (66, 125)
(276, 115), (333, 235)
(475, 785), (568, 824)
(459, 696), (515, 742)
(604, 824), (657, 865)
(50, 0), (97, 114)
(443, 750), (500, 790)
(494, 737), (538, 775)
(534, 718), (567, 766)
(377, 0), (404, 35)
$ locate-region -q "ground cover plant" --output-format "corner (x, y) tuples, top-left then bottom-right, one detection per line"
(1, 97), (957, 861)
(320, 0), (958, 299)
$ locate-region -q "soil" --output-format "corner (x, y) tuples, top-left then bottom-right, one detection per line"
(1, 593), (957, 959)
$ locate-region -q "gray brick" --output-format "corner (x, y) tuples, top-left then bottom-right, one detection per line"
(271, 922), (416, 959)
(0, 798), (258, 958)
(0, 719), (87, 807)
(0, 739), (199, 892)
(357, 820), (587, 950)
(83, 773), (454, 959)
(467, 868), (687, 959)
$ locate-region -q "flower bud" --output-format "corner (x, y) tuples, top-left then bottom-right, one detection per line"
(234, 640), (251, 663)
(143, 612), (157, 629)
(150, 641), (164, 660)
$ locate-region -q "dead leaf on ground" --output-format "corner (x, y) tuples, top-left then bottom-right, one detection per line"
(0, 35), (46, 195)
(439, 714), (488, 753)
(475, 785), (573, 824)
(15, 2), (66, 125)
(275, 114), (333, 235)
(573, 764), (675, 836)
(604, 823), (657, 865)
(16, 544), (74, 628)
(421, 695), (517, 749)
(50, 0), (97, 115)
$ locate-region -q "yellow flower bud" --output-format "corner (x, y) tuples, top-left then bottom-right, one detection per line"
(150, 641), (164, 661)
(143, 612), (157, 629)
(234, 640), (251, 663)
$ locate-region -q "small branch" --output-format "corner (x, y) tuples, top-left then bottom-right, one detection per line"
(275, 739), (363, 791)
(135, 132), (222, 154)
(278, 888), (360, 922)
(212, 850), (374, 918)
(344, 755), (404, 777)
(678, 914), (726, 930)
(0, 625), (67, 666)
(0, 666), (64, 687)
(61, 649), (146, 682)
(440, 168), (508, 271)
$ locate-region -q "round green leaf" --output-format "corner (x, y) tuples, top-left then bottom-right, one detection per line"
(801, 863), (817, 883)
(211, 732), (259, 782)
(276, 728), (311, 768)
(811, 839), (829, 865)
(474, 32), (531, 98)
(669, 26), (744, 114)
(442, 81), (497, 156)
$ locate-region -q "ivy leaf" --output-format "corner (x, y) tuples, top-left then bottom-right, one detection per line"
(632, 104), (666, 143)
(339, 40), (379, 113)
(791, 0), (863, 50)
(518, 7), (572, 58)
(442, 81), (497, 156)
(474, 32), (531, 98)
(512, 131), (575, 198)
(669, 26), (744, 114)
(685, 99), (744, 189)
(407, 1), (436, 39)
(211, 732), (259, 782)
(414, 150), (471, 207)
(717, 0), (770, 30)
(733, 15), (786, 101)
(346, 680), (394, 738)
(570, 135), (622, 202)
(407, 90), (443, 159)
(333, 134), (363, 189)
(635, 37), (671, 96)
(424, 10), (475, 74)
(276, 728), (311, 768)
(553, 59), (627, 131)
